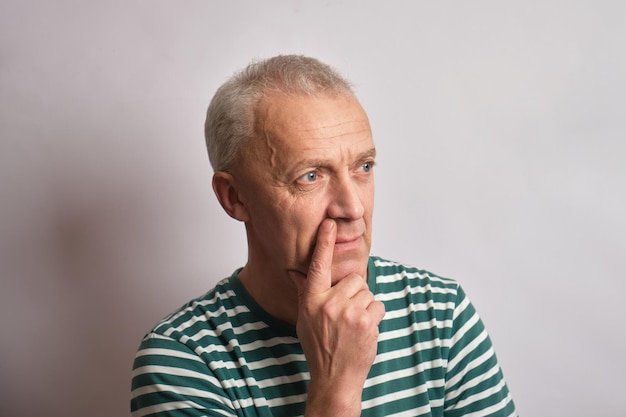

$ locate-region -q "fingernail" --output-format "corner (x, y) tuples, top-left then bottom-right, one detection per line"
(322, 219), (335, 231)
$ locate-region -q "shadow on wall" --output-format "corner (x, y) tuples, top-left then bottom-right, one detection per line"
(0, 161), (175, 417)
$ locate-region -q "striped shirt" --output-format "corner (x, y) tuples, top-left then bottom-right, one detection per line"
(131, 256), (516, 416)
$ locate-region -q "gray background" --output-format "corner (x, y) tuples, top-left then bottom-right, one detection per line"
(1, 1), (624, 416)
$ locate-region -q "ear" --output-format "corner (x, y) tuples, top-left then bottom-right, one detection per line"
(212, 172), (250, 222)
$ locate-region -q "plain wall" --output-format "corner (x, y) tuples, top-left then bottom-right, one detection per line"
(1, 1), (625, 416)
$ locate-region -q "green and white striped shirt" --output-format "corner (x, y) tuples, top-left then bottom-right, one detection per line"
(131, 256), (516, 416)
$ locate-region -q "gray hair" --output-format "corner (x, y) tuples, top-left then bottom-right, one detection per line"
(204, 55), (355, 172)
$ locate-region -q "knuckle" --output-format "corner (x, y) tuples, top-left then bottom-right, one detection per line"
(356, 312), (372, 329)
(308, 259), (326, 276)
(320, 298), (338, 318)
(374, 302), (386, 322)
(344, 307), (373, 329)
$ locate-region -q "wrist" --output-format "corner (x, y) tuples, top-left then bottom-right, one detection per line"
(304, 380), (363, 417)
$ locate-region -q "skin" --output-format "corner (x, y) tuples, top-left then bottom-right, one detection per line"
(212, 92), (386, 416)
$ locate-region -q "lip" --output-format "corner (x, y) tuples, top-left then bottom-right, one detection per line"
(334, 235), (363, 251)
(335, 235), (361, 244)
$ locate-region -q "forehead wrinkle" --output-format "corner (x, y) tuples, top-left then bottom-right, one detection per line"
(300, 119), (365, 131)
(301, 121), (371, 140)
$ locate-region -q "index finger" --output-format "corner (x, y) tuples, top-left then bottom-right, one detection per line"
(305, 219), (336, 295)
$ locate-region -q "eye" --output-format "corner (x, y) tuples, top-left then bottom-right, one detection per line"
(360, 161), (374, 173)
(298, 171), (318, 183)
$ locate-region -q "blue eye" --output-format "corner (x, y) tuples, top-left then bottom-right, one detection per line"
(362, 162), (373, 172)
(299, 171), (317, 182)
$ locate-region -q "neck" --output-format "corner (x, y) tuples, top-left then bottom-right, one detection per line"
(237, 261), (300, 327)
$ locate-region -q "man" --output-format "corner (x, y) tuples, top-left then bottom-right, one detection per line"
(131, 55), (516, 417)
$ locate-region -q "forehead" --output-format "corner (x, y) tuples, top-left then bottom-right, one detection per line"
(254, 93), (373, 160)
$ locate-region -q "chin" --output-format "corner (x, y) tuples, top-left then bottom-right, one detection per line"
(330, 256), (369, 283)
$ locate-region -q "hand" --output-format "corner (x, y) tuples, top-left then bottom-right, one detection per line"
(289, 219), (386, 417)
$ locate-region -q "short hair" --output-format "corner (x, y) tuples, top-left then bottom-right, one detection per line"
(204, 55), (355, 172)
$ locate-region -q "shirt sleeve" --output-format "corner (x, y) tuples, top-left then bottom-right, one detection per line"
(131, 332), (237, 417)
(443, 285), (517, 417)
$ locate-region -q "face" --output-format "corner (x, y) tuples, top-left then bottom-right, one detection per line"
(230, 93), (375, 288)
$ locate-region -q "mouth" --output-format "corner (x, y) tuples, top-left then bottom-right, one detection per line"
(335, 235), (361, 243)
(333, 235), (363, 251)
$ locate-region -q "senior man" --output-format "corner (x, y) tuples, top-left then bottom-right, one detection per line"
(131, 55), (516, 417)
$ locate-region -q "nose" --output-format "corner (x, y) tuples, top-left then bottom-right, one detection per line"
(326, 174), (365, 221)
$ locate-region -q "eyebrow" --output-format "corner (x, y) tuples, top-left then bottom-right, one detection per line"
(357, 147), (377, 161)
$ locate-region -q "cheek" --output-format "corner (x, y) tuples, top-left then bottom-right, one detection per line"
(361, 185), (375, 218)
(260, 195), (320, 241)
(288, 200), (328, 256)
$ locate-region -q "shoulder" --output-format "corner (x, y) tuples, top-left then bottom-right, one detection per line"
(141, 275), (250, 344)
(370, 255), (460, 295)
(131, 276), (243, 415)
(134, 274), (252, 370)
